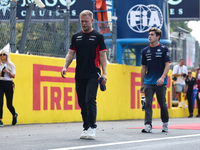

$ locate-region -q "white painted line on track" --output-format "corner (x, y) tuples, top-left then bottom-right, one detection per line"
(49, 134), (200, 150)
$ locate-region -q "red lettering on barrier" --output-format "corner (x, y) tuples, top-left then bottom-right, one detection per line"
(75, 90), (81, 110)
(64, 88), (72, 110)
(167, 76), (171, 88)
(33, 64), (75, 110)
(168, 91), (170, 108)
(137, 90), (140, 109)
(51, 87), (61, 110)
(131, 72), (141, 109)
(43, 86), (48, 110)
(152, 97), (156, 109)
(157, 99), (160, 109)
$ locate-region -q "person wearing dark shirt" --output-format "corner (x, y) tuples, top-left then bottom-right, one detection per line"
(195, 63), (200, 117)
(140, 28), (171, 133)
(61, 10), (107, 139)
(184, 70), (196, 118)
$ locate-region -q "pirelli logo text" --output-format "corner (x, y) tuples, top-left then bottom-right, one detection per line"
(130, 72), (171, 109)
(33, 64), (80, 111)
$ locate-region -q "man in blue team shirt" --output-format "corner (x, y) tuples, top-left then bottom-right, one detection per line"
(140, 28), (171, 133)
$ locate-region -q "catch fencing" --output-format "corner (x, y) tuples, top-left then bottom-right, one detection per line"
(0, 0), (73, 58)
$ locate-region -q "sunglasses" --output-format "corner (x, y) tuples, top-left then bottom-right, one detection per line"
(188, 72), (192, 74)
(0, 53), (6, 56)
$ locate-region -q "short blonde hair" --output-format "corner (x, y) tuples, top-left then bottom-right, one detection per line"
(79, 10), (93, 19)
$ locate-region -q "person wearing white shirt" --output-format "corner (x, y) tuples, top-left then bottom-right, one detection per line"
(172, 59), (188, 108)
(0, 50), (18, 126)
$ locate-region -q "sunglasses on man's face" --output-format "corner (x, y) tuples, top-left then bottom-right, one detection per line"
(0, 54), (6, 56)
(188, 72), (192, 74)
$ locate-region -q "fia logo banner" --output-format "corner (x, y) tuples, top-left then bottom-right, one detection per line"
(126, 4), (163, 33)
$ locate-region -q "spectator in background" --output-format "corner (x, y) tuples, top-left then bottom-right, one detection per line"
(0, 50), (18, 126)
(195, 64), (200, 117)
(172, 59), (188, 108)
(195, 63), (200, 79)
(184, 70), (196, 118)
(182, 66), (192, 108)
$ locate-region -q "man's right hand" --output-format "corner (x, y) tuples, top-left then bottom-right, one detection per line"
(61, 68), (67, 78)
(140, 85), (144, 93)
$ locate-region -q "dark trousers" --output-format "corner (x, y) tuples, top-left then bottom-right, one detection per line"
(144, 84), (169, 125)
(76, 78), (98, 129)
(0, 80), (16, 119)
(187, 91), (193, 114)
(196, 92), (200, 115)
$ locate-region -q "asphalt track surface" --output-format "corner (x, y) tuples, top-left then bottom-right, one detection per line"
(1, 118), (200, 150)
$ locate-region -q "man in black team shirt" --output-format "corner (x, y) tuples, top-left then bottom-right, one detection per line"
(61, 10), (107, 139)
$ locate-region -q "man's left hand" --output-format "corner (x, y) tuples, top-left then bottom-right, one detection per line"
(156, 77), (164, 86)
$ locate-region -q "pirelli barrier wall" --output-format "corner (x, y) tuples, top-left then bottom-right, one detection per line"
(2, 54), (199, 125)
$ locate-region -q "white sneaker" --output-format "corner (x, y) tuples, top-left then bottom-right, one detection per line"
(87, 127), (96, 139)
(162, 122), (168, 132)
(141, 124), (152, 133)
(178, 102), (182, 108)
(80, 129), (88, 139)
(182, 100), (188, 108)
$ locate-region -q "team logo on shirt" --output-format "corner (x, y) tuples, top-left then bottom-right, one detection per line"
(156, 52), (162, 57)
(147, 50), (151, 53)
(166, 52), (170, 56)
(76, 35), (82, 41)
(146, 55), (151, 61)
(90, 36), (96, 38)
(157, 49), (161, 52)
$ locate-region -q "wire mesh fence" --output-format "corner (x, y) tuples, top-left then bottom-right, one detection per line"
(0, 0), (115, 60)
(20, 5), (72, 58)
(24, 8), (66, 57)
(0, 0), (78, 58)
(0, 1), (10, 50)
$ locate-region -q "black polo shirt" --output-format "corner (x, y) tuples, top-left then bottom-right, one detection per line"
(185, 77), (196, 95)
(69, 30), (107, 80)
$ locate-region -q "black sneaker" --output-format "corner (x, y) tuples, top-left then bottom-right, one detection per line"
(196, 114), (200, 117)
(188, 114), (193, 118)
(0, 120), (3, 126)
(12, 113), (18, 125)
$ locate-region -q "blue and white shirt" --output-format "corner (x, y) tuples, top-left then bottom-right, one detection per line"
(141, 43), (171, 85)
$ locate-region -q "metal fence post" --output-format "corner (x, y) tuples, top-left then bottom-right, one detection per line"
(10, 0), (17, 53)
(64, 9), (70, 55)
(19, 3), (35, 54)
(111, 21), (117, 63)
